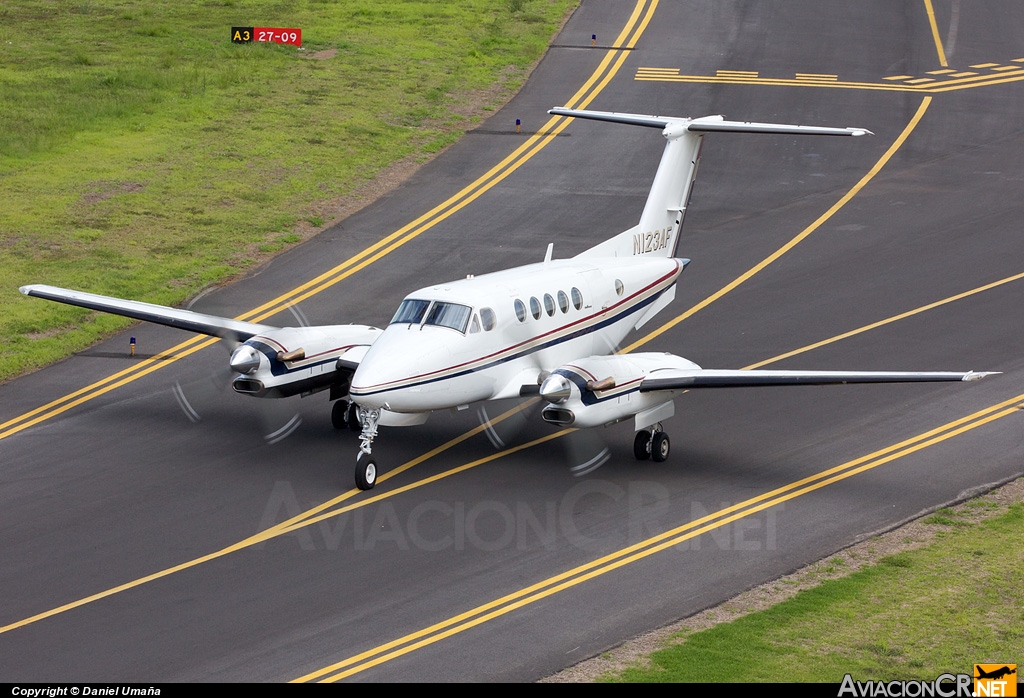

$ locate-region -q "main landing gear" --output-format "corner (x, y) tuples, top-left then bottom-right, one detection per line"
(331, 399), (361, 432)
(633, 424), (670, 463)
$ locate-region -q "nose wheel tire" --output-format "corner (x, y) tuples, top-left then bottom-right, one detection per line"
(633, 431), (652, 461)
(355, 455), (377, 490)
(651, 432), (670, 462)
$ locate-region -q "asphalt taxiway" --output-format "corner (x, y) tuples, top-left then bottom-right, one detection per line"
(2, 0), (1023, 682)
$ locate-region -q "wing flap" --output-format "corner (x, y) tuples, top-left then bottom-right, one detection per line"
(20, 284), (275, 341)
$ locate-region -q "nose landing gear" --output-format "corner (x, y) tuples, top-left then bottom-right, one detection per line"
(354, 407), (381, 490)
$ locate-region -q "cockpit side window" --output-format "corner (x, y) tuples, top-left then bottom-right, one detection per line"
(424, 301), (472, 333)
(391, 298), (431, 325)
(480, 307), (496, 331)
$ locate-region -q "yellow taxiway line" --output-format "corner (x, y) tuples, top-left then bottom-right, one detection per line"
(296, 393), (1024, 682)
(5, 264), (1021, 640)
(0, 0), (658, 443)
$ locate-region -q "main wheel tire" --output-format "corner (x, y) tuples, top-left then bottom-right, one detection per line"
(633, 431), (652, 461)
(355, 455), (377, 490)
(331, 400), (347, 430)
(651, 432), (670, 462)
(346, 402), (361, 432)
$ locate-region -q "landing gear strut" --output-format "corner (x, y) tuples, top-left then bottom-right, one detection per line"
(354, 407), (380, 490)
(633, 423), (670, 463)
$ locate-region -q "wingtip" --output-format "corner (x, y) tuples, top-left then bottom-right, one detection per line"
(962, 371), (1000, 381)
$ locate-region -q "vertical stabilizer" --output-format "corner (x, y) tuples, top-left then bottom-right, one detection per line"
(633, 118), (706, 258)
(548, 108), (871, 260)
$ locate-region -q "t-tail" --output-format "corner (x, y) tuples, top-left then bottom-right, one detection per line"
(548, 108), (872, 259)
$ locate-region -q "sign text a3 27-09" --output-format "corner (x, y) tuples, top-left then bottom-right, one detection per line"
(231, 27), (302, 47)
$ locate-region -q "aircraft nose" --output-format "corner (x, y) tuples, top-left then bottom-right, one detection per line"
(229, 344), (261, 374)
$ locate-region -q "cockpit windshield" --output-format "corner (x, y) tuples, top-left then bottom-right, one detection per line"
(390, 299), (473, 334)
(424, 301), (471, 333)
(391, 299), (431, 325)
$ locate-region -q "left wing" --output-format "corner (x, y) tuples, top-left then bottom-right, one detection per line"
(639, 369), (995, 391)
(20, 284), (275, 341)
(538, 353), (997, 430)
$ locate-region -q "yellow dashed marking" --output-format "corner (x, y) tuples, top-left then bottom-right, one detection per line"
(970, 63), (999, 69)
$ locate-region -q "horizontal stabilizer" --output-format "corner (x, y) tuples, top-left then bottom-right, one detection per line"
(20, 284), (274, 341)
(549, 108), (872, 137)
(640, 369), (998, 392)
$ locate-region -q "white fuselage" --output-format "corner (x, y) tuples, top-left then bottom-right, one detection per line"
(348, 256), (685, 413)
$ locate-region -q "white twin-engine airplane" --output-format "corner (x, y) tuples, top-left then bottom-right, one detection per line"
(21, 107), (996, 490)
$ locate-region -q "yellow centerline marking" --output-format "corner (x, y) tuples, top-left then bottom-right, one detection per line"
(297, 395), (1024, 682)
(924, 0), (948, 66)
(0, 404), (552, 637)
(635, 69), (1024, 93)
(0, 0), (657, 631)
(3, 0), (1015, 676)
(744, 270), (1024, 370)
(4, 264), (1019, 641)
(621, 96), (932, 353)
(0, 1), (656, 442)
(1, 37), (928, 635)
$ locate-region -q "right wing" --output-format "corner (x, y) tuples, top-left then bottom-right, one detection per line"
(20, 284), (275, 341)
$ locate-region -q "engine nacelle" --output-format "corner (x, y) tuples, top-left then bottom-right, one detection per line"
(231, 324), (382, 398)
(539, 352), (700, 429)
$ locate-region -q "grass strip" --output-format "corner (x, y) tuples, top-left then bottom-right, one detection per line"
(0, 0), (577, 381)
(599, 483), (1024, 682)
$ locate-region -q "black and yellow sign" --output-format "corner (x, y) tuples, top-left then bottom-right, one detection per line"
(231, 26), (302, 47)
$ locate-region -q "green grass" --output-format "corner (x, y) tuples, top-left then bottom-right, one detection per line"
(602, 499), (1024, 682)
(0, 0), (577, 381)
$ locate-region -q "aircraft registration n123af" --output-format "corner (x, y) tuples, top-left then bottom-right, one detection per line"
(20, 108), (997, 490)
